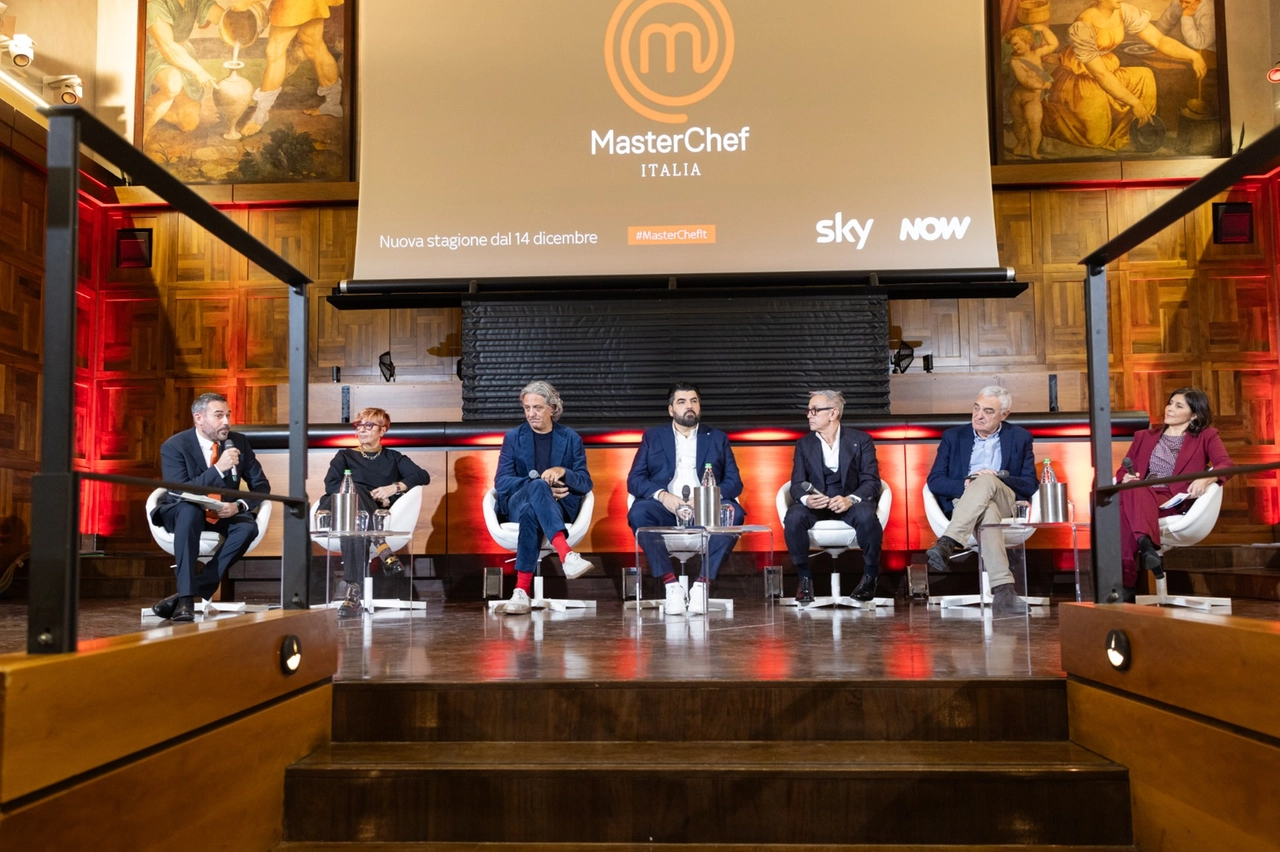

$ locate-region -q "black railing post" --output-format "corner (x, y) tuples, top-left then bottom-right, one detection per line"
(1085, 264), (1123, 602)
(29, 110), (81, 653)
(281, 284), (311, 607)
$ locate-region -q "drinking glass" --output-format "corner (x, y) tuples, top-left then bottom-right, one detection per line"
(374, 508), (391, 532)
(675, 504), (695, 528)
(314, 509), (331, 533)
(719, 501), (735, 527)
(1013, 500), (1031, 524)
(356, 510), (369, 532)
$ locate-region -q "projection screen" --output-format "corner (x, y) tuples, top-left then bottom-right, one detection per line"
(353, 0), (1000, 283)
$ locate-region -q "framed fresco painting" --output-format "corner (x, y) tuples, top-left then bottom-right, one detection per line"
(990, 0), (1228, 164)
(136, 0), (354, 183)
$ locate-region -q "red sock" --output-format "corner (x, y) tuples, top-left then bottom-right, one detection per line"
(516, 571), (534, 593)
(550, 531), (571, 560)
(661, 572), (677, 586)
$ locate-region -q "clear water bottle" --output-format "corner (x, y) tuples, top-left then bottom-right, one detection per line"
(701, 463), (716, 488)
(340, 469), (356, 493)
(1041, 458), (1057, 485)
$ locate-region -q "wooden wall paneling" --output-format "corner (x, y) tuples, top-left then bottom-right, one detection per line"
(167, 288), (235, 375)
(76, 199), (97, 285)
(241, 284), (291, 373)
(1121, 270), (1196, 359)
(102, 212), (165, 288)
(240, 378), (282, 427)
(993, 189), (1036, 270)
(85, 466), (156, 542)
(1197, 269), (1277, 358)
(1128, 369), (1203, 425)
(244, 208), (317, 282)
(968, 281), (1042, 365)
(93, 380), (165, 464)
(310, 287), (389, 379)
(0, 152), (45, 268)
(1040, 271), (1087, 366)
(166, 378), (236, 441)
(73, 378), (91, 465)
(389, 307), (462, 379)
(96, 291), (166, 376)
(316, 206), (357, 282)
(1114, 186), (1191, 268)
(887, 299), (968, 367)
(0, 261), (42, 364)
(0, 465), (32, 574)
(1033, 189), (1110, 271)
(174, 209), (236, 283)
(75, 286), (95, 374)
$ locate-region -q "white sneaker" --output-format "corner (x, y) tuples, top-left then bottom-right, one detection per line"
(504, 588), (531, 615)
(562, 551), (594, 579)
(689, 581), (708, 615)
(664, 582), (687, 616)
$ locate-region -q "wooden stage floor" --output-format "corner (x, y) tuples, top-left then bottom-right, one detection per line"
(4, 595), (1278, 682)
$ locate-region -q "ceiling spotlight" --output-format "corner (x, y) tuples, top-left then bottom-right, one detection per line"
(44, 75), (82, 105)
(6, 33), (33, 67)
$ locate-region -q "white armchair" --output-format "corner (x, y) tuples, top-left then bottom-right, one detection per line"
(483, 488), (596, 611)
(1137, 481), (1230, 611)
(143, 487), (271, 617)
(774, 480), (894, 607)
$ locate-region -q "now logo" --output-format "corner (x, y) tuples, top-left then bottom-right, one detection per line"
(899, 216), (971, 241)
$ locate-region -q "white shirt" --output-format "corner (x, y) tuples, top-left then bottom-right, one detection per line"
(195, 430), (245, 510)
(804, 427), (861, 507)
(661, 424), (701, 499)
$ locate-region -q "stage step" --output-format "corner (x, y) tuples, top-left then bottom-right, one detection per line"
(1163, 565), (1280, 601)
(332, 679), (1069, 743)
(284, 740), (1130, 846)
(280, 839), (1141, 844)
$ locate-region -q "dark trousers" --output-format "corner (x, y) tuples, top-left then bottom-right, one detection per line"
(165, 501), (259, 599)
(505, 480), (575, 574)
(783, 499), (882, 577)
(627, 498), (744, 580)
(1118, 485), (1187, 588)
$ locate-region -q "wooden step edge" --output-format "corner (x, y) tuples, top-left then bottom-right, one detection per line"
(274, 842), (1139, 851)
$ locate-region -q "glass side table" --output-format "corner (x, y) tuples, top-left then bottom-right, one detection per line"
(311, 528), (423, 614)
(628, 524), (774, 611)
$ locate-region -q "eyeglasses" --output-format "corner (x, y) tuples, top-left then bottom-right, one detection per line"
(352, 421), (385, 431)
(805, 407), (835, 415)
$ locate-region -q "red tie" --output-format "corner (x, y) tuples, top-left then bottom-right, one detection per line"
(206, 442), (221, 524)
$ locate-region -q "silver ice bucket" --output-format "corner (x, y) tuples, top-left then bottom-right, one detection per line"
(693, 485), (721, 527)
(1038, 483), (1068, 523)
(331, 492), (358, 531)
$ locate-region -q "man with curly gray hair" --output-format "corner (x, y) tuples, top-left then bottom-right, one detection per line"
(493, 380), (594, 614)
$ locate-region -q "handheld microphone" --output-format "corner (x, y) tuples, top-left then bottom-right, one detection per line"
(223, 439), (237, 483)
(799, 480), (820, 495)
(1122, 457), (1136, 477)
(681, 485), (691, 502)
(997, 470), (1008, 479)
(528, 470), (540, 480)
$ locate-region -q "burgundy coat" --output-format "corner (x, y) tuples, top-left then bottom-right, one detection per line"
(1116, 425), (1233, 487)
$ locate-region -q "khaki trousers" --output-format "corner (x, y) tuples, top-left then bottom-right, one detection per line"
(943, 474), (1017, 588)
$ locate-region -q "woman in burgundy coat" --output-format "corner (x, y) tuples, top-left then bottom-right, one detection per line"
(1116, 387), (1232, 597)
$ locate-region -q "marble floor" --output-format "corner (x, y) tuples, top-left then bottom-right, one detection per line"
(5, 594), (1279, 683)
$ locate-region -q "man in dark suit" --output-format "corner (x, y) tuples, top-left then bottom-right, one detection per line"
(784, 390), (882, 605)
(150, 392), (271, 622)
(627, 382), (744, 616)
(494, 380), (594, 615)
(925, 386), (1037, 615)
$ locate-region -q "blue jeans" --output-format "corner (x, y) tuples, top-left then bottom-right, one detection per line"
(505, 480), (575, 574)
(627, 498), (744, 580)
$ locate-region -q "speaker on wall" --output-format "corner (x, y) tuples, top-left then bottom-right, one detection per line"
(1212, 202), (1253, 244)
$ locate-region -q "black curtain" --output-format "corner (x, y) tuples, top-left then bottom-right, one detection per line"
(461, 295), (889, 421)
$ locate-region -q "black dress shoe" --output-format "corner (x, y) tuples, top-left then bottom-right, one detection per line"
(151, 593), (180, 619)
(381, 552), (404, 576)
(851, 573), (878, 602)
(1137, 535), (1165, 579)
(926, 536), (963, 573)
(170, 596), (196, 623)
(795, 576), (815, 605)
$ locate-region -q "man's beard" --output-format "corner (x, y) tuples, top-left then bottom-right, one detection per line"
(675, 410), (700, 427)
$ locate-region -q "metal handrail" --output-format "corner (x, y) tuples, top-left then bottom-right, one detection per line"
(77, 472), (308, 518)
